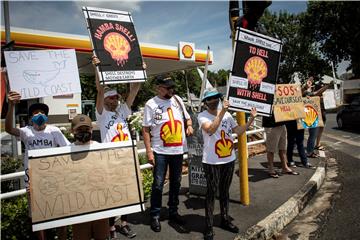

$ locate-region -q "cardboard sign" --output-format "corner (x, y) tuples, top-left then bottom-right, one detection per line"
(297, 96), (324, 129)
(83, 6), (146, 84)
(28, 141), (144, 231)
(4, 49), (81, 100)
(273, 84), (305, 122)
(227, 28), (282, 116)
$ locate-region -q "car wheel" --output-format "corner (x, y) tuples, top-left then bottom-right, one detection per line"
(337, 117), (344, 129)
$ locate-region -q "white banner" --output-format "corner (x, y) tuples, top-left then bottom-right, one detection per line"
(4, 49), (81, 100)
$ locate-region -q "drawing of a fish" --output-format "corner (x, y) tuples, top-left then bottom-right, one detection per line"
(23, 61), (66, 86)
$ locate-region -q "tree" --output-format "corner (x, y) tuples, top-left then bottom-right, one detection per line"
(259, 10), (332, 83)
(302, 1), (360, 78)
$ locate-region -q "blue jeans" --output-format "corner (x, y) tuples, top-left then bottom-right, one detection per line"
(150, 152), (183, 218)
(307, 127), (318, 155)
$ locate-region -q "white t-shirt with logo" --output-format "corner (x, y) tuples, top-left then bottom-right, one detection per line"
(198, 111), (238, 165)
(19, 125), (70, 186)
(143, 96), (190, 155)
(96, 103), (132, 143)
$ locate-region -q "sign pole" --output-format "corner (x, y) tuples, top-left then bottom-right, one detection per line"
(229, 2), (250, 206)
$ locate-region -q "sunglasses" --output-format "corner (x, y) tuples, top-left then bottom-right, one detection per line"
(160, 85), (175, 90)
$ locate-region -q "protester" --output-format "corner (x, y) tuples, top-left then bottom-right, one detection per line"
(302, 77), (332, 157)
(263, 114), (299, 178)
(70, 114), (110, 240)
(285, 120), (315, 168)
(5, 90), (70, 240)
(142, 75), (193, 232)
(198, 90), (256, 240)
(92, 56), (140, 238)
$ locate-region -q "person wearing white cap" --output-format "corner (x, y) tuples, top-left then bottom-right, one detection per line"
(198, 89), (257, 240)
(92, 56), (140, 238)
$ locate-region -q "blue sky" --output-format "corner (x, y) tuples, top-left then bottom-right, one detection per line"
(1, 1), (314, 72)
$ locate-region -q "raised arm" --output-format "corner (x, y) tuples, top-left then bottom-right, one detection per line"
(232, 107), (257, 136)
(92, 56), (104, 114)
(5, 91), (21, 137)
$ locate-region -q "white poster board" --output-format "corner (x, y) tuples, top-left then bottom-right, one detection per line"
(4, 49), (81, 99)
(323, 90), (337, 109)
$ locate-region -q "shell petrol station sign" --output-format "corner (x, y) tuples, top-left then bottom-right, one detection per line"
(179, 42), (195, 61)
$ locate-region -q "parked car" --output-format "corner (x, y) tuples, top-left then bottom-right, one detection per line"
(336, 96), (360, 129)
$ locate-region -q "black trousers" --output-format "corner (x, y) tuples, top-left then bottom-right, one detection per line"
(203, 161), (235, 230)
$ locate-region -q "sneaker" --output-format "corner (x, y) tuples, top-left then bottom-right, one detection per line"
(169, 214), (186, 225)
(203, 230), (214, 240)
(304, 163), (316, 169)
(220, 219), (239, 233)
(117, 225), (136, 238)
(150, 217), (161, 232)
(288, 162), (297, 168)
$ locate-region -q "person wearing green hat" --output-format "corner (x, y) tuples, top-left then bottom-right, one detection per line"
(198, 90), (257, 240)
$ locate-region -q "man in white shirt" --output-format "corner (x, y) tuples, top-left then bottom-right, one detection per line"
(5, 91), (70, 240)
(142, 76), (193, 232)
(92, 56), (140, 238)
(198, 90), (256, 240)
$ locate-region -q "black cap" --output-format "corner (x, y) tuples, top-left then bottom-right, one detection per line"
(155, 75), (175, 87)
(29, 103), (49, 116)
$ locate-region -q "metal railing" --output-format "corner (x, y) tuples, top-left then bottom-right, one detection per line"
(1, 118), (265, 200)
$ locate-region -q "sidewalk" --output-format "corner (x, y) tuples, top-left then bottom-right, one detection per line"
(120, 152), (322, 240)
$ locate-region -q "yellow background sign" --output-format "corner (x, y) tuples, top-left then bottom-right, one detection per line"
(273, 84), (305, 122)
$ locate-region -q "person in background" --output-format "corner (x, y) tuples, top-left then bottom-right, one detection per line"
(285, 120), (315, 168)
(302, 77), (331, 157)
(142, 75), (193, 232)
(5, 90), (70, 240)
(70, 114), (110, 240)
(92, 56), (140, 238)
(198, 90), (256, 240)
(263, 113), (299, 178)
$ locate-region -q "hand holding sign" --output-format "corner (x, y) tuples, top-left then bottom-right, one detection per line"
(8, 91), (21, 105)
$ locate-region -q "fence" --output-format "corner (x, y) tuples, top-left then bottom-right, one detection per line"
(1, 117), (265, 200)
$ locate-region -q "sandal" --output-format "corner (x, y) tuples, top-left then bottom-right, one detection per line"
(282, 170), (299, 175)
(269, 172), (279, 178)
(307, 152), (319, 158)
(315, 145), (325, 150)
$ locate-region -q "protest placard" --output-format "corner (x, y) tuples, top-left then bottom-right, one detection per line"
(4, 49), (81, 100)
(297, 96), (324, 129)
(83, 6), (146, 84)
(227, 28), (282, 116)
(28, 141), (144, 231)
(273, 84), (305, 122)
(323, 90), (337, 109)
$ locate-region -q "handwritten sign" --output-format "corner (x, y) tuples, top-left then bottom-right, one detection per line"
(227, 28), (282, 116)
(273, 84), (305, 122)
(4, 49), (81, 100)
(28, 142), (144, 231)
(83, 6), (147, 84)
(323, 90), (337, 109)
(297, 96), (324, 129)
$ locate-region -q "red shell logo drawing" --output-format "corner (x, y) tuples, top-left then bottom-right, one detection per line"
(244, 56), (268, 87)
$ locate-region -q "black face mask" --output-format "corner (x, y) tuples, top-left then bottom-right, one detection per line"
(74, 132), (92, 143)
(206, 100), (219, 110)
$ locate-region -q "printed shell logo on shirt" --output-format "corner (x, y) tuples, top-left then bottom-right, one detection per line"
(160, 108), (183, 147)
(182, 45), (194, 59)
(244, 56), (268, 89)
(103, 32), (131, 67)
(111, 123), (129, 142)
(301, 105), (319, 128)
(215, 130), (233, 158)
